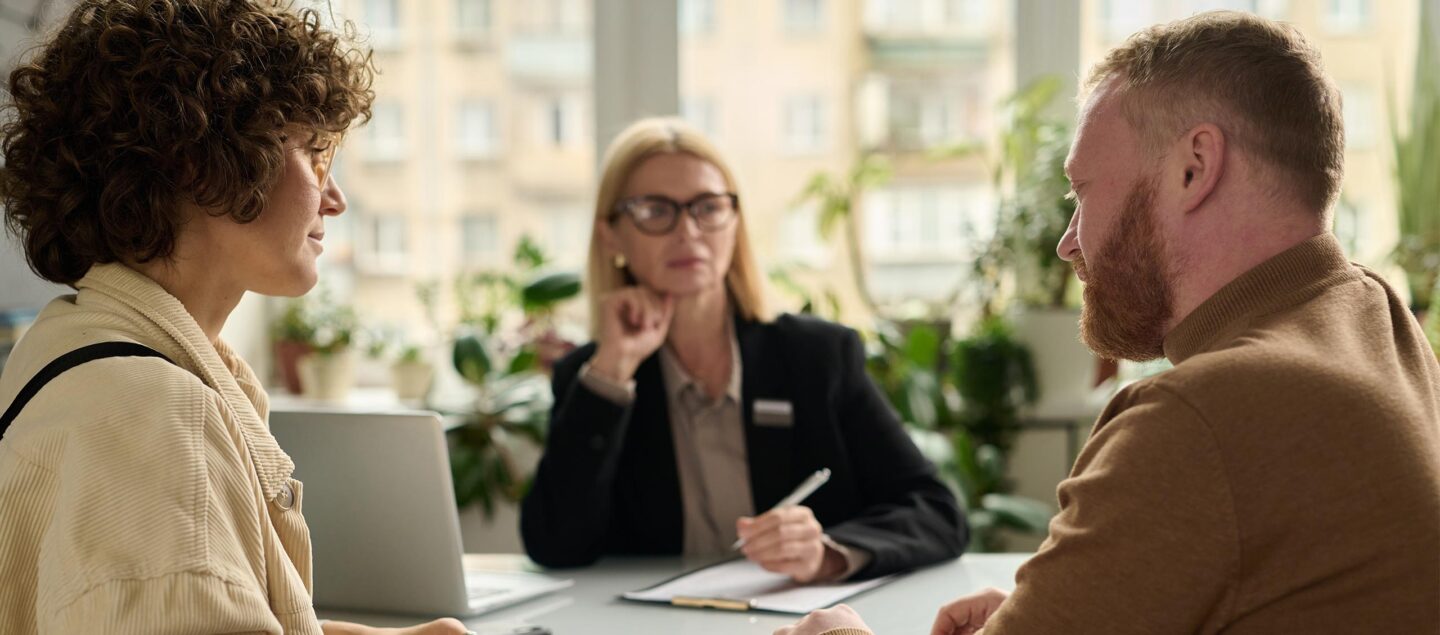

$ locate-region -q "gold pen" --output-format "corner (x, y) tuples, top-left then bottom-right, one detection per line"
(671, 596), (756, 611)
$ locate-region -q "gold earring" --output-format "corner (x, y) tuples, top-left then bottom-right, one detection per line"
(613, 254), (628, 269)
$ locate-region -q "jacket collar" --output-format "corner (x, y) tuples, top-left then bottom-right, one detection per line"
(76, 263), (294, 502)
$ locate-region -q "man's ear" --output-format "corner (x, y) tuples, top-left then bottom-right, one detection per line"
(1175, 123), (1226, 214)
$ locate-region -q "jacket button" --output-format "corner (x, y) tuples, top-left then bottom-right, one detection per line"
(275, 482), (295, 510)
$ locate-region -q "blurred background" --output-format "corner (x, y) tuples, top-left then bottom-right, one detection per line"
(3, 0), (1437, 553)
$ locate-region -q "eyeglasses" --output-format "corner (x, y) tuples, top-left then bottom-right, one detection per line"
(608, 192), (739, 236)
(309, 132), (344, 187)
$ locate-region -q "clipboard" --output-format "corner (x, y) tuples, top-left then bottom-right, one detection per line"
(621, 558), (896, 615)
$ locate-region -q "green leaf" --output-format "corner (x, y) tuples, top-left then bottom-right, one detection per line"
(981, 493), (1054, 533)
(507, 347), (539, 375)
(902, 324), (941, 369)
(521, 272), (582, 311)
(453, 334), (491, 385)
(513, 235), (548, 270)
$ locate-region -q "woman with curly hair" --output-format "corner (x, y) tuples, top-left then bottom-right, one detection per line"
(0, 2), (464, 633)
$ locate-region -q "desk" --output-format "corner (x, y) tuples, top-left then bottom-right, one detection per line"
(320, 553), (1029, 634)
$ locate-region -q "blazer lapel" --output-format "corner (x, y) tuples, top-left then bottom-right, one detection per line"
(736, 318), (796, 512)
(628, 354), (685, 552)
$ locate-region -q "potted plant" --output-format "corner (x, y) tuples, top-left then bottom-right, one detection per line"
(391, 343), (434, 402)
(295, 300), (358, 401)
(443, 236), (582, 519)
(966, 77), (1097, 419)
(1389, 2), (1440, 313)
(866, 318), (1053, 552)
(271, 299), (315, 394)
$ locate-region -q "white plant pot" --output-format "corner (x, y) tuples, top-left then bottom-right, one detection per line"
(391, 360), (434, 402)
(298, 350), (355, 402)
(1011, 307), (1098, 420)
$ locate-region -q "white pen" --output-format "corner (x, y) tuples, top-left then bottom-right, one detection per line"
(732, 468), (832, 550)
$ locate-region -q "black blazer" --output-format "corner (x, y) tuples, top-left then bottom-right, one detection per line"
(520, 313), (967, 578)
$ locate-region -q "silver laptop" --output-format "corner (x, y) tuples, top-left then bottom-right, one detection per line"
(268, 409), (572, 617)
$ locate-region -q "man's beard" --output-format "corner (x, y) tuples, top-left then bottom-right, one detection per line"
(1073, 176), (1175, 362)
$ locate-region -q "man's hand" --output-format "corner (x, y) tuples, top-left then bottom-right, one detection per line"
(773, 604), (871, 635)
(930, 587), (1010, 635)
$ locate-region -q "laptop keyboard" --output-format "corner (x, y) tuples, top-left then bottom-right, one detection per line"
(467, 584), (507, 601)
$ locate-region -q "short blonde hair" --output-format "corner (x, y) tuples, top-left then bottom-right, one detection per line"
(1085, 10), (1344, 212)
(586, 118), (771, 337)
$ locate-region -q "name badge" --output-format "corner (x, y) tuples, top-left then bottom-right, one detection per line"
(753, 399), (794, 427)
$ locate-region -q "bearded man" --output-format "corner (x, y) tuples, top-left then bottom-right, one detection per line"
(778, 10), (1440, 635)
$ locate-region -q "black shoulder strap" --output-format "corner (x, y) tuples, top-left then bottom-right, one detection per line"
(1, 342), (174, 438)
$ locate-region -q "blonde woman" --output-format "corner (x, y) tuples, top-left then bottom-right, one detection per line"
(521, 118), (966, 582)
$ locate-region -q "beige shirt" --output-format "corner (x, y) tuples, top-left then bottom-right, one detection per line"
(0, 264), (320, 634)
(580, 328), (870, 578)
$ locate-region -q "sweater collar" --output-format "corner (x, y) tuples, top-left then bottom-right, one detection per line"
(1163, 233), (1361, 365)
(75, 263), (293, 501)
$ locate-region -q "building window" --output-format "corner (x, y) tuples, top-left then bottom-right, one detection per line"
(461, 214), (500, 266)
(682, 96), (719, 140)
(865, 0), (987, 32)
(366, 103), (406, 162)
(457, 100), (500, 159)
(538, 96), (583, 148)
(1099, 0), (1155, 42)
(358, 215), (408, 275)
(1341, 83), (1377, 150)
(455, 0), (493, 41)
(680, 0), (716, 35)
(780, 203), (830, 266)
(783, 0), (825, 34)
(544, 207), (589, 266)
(1324, 0), (1371, 33)
(864, 184), (993, 259)
(783, 95), (828, 154)
(365, 0), (402, 48)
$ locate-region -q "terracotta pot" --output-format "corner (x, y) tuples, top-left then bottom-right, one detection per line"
(273, 340), (313, 395)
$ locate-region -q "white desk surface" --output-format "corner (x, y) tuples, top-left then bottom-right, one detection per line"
(319, 553), (1029, 634)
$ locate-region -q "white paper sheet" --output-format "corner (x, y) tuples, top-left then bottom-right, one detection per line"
(622, 558), (894, 615)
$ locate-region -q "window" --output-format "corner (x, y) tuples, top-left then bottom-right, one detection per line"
(457, 100), (500, 159)
(519, 0), (586, 35)
(357, 215), (408, 275)
(365, 0), (402, 49)
(680, 0), (716, 35)
(544, 207), (589, 267)
(461, 214), (500, 266)
(455, 0), (493, 41)
(864, 184), (992, 260)
(366, 103), (406, 162)
(681, 96), (719, 139)
(1324, 0), (1371, 34)
(783, 95), (828, 154)
(865, 0), (988, 33)
(780, 203), (830, 266)
(1099, 0), (1156, 42)
(1340, 83), (1377, 150)
(537, 95), (584, 148)
(783, 0), (825, 34)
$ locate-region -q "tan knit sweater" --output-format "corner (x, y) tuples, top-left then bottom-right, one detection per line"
(0, 264), (321, 634)
(987, 235), (1440, 633)
(826, 234), (1440, 634)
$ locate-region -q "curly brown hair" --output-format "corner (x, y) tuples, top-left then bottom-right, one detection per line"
(0, 0), (375, 285)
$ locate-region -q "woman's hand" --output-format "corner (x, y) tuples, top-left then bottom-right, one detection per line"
(321, 618), (470, 635)
(736, 506), (843, 583)
(590, 287), (674, 381)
